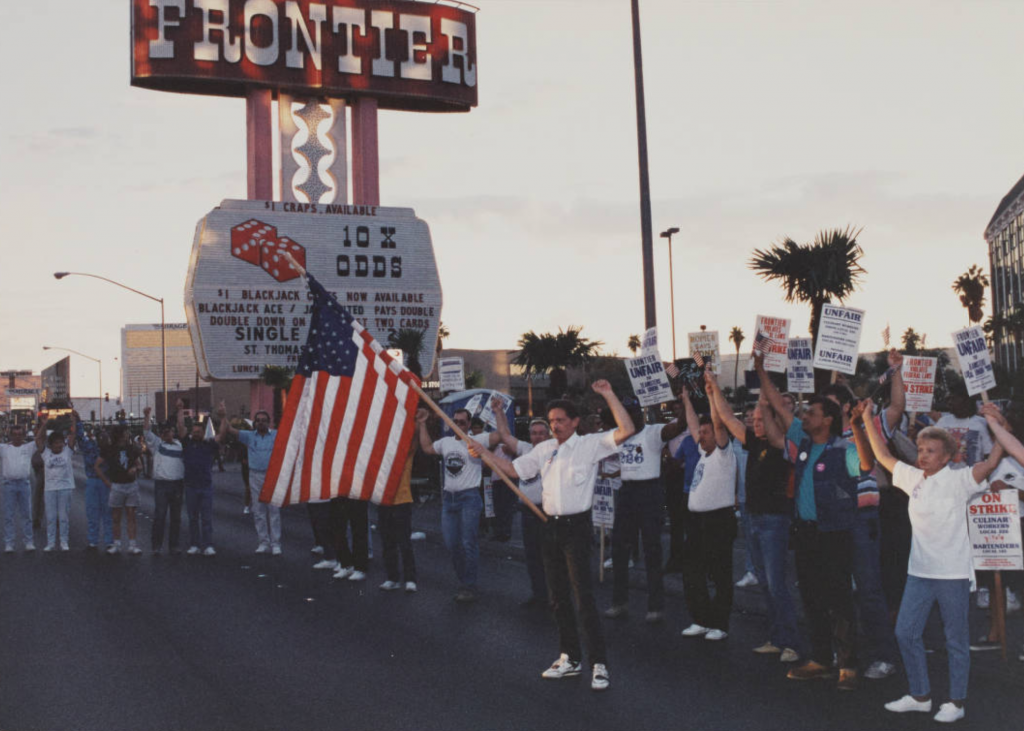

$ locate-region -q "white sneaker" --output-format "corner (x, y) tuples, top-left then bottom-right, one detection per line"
(60, 542), (70, 551)
(884, 695), (932, 713)
(106, 542), (121, 555)
(24, 542), (35, 552)
(128, 543), (142, 555)
(933, 703), (965, 723)
(271, 546), (282, 556)
(779, 648), (800, 663)
(43, 544), (56, 552)
(187, 546), (200, 555)
(705, 629), (728, 641)
(347, 570), (366, 581)
(333, 565), (354, 580)
(379, 580), (401, 591)
(3, 545), (13, 553)
(203, 546), (217, 556)
(243, 506), (251, 515)
(681, 624), (709, 637)
(311, 545), (324, 555)
(410, 531), (426, 541)
(404, 582), (417, 593)
(864, 660), (896, 680)
(255, 544), (270, 554)
(541, 654), (581, 679)
(312, 559), (339, 570)
(735, 571), (759, 587)
(603, 557), (613, 569)
(591, 663), (609, 691)
(976, 588), (990, 609)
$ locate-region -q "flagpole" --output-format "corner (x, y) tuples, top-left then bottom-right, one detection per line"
(280, 252), (548, 523)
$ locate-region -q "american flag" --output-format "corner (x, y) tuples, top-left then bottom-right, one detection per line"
(692, 351), (705, 369)
(259, 273), (421, 507)
(753, 330), (773, 355)
(665, 362), (680, 379)
(882, 324), (891, 348)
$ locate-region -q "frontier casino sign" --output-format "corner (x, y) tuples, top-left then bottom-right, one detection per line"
(131, 0), (478, 112)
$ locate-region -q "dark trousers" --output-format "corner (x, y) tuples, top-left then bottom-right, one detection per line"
(378, 503), (416, 583)
(612, 478), (665, 611)
(542, 513), (606, 666)
(792, 521), (858, 669)
(185, 486), (214, 549)
(331, 497), (369, 571)
(490, 481), (517, 539)
(879, 488), (912, 615)
(307, 501), (336, 560)
(520, 502), (548, 601)
(681, 507), (736, 631)
(663, 476), (688, 573)
(152, 479), (184, 551)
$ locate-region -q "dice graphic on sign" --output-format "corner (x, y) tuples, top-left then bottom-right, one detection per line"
(230, 220), (305, 282)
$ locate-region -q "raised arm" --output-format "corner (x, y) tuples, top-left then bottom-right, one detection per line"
(489, 395), (516, 450)
(706, 373), (730, 449)
(758, 392), (786, 450)
(755, 351), (794, 429)
(661, 398), (687, 443)
(215, 401), (238, 443)
(592, 379), (635, 446)
(860, 399), (898, 473)
(415, 408), (438, 456)
(66, 412), (78, 451)
(144, 405), (154, 435)
(680, 385), (700, 438)
(972, 439), (1004, 485)
(706, 370), (746, 444)
(848, 400), (876, 472)
(884, 350), (906, 433)
(34, 414), (48, 452)
(981, 403), (1024, 465)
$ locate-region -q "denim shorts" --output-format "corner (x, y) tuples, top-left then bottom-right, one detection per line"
(109, 482), (140, 508)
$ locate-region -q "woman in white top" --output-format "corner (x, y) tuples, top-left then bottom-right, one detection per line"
(859, 400), (1003, 724)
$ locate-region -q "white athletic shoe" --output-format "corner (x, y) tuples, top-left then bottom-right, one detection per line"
(591, 663), (610, 691)
(187, 546), (201, 555)
(203, 546), (216, 556)
(313, 559), (339, 570)
(933, 703), (965, 723)
(404, 582), (417, 593)
(379, 580), (401, 591)
(541, 654), (581, 679)
(681, 624), (709, 637)
(735, 571), (759, 587)
(347, 570), (366, 582)
(884, 695), (932, 713)
(333, 565), (354, 580)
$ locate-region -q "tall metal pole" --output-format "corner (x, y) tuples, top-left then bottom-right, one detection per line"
(667, 236), (676, 360)
(631, 0), (657, 330)
(99, 361), (103, 424)
(160, 299), (167, 421)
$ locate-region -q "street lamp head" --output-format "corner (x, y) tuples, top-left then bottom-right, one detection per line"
(660, 227), (680, 238)
(42, 346), (52, 350)
(54, 272), (69, 280)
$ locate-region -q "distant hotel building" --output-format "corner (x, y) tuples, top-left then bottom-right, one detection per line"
(120, 323), (199, 414)
(986, 172), (1024, 371)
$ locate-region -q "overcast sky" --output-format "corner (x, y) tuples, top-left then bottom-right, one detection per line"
(2, 0), (1023, 398)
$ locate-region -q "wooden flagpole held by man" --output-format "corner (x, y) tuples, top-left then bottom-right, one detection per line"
(280, 251), (547, 523)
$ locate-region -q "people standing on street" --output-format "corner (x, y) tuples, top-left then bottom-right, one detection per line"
(1, 423), (38, 552)
(178, 402), (219, 556)
(415, 397), (510, 603)
(330, 496), (370, 582)
(35, 413), (77, 551)
(96, 425), (144, 555)
(218, 403), (282, 555)
(77, 422), (113, 551)
(604, 400), (684, 623)
(143, 406), (184, 555)
(377, 452), (418, 592)
(482, 380), (635, 692)
(861, 399), (1003, 724)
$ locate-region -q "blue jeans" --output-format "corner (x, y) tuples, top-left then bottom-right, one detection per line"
(896, 576), (971, 700)
(749, 512), (800, 651)
(738, 503), (757, 575)
(852, 510), (898, 664)
(44, 490), (71, 546)
(152, 479), (184, 551)
(85, 477), (113, 545)
(2, 478), (33, 547)
(185, 487), (214, 549)
(441, 489), (482, 589)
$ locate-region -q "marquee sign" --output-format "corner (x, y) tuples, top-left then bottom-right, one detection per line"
(132, 0), (478, 112)
(185, 199), (442, 380)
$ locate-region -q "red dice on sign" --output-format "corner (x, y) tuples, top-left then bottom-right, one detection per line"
(231, 220), (272, 267)
(260, 237), (306, 282)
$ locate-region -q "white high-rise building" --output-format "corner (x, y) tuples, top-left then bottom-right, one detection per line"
(120, 323), (198, 416)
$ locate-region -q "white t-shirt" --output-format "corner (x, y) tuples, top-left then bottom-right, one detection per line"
(933, 414), (992, 469)
(989, 457), (1024, 513)
(502, 440), (543, 504)
(512, 431), (619, 516)
(687, 442), (737, 513)
(144, 431), (185, 481)
(42, 447), (76, 492)
(433, 433), (491, 492)
(893, 461), (988, 579)
(0, 442), (36, 481)
(619, 424), (666, 481)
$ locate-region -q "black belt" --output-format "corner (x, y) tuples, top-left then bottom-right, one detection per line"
(548, 511), (590, 524)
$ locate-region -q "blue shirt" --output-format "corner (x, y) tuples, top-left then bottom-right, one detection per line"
(238, 429), (277, 472)
(78, 432), (103, 479)
(786, 421), (860, 522)
(181, 437), (219, 489)
(674, 435), (702, 494)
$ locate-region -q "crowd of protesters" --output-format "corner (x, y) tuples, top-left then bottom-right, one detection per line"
(3, 348), (1024, 716)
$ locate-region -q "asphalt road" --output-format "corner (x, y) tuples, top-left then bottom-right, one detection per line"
(1, 464), (1021, 731)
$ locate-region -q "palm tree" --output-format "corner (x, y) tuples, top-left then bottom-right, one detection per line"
(260, 365), (294, 426)
(548, 326), (602, 398)
(951, 265), (990, 325)
(627, 334), (641, 355)
(388, 328), (426, 377)
(750, 226), (866, 389)
(435, 321), (450, 358)
(901, 327), (921, 355)
(512, 331), (557, 416)
(729, 326), (745, 390)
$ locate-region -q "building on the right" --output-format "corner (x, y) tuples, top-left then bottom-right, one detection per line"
(985, 171), (1024, 372)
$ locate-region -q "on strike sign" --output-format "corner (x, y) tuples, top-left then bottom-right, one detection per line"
(753, 315), (790, 373)
(813, 305), (864, 375)
(901, 356), (937, 413)
(968, 489), (1023, 571)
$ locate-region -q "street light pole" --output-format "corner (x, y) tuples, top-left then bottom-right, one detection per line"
(43, 346), (101, 423)
(53, 271), (167, 419)
(631, 0), (657, 330)
(660, 227), (680, 360)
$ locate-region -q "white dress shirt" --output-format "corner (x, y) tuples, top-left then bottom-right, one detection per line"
(512, 431), (618, 516)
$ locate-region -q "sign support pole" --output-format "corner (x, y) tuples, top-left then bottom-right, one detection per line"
(352, 98), (380, 206)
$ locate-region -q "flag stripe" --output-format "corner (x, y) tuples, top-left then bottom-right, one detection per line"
(360, 364), (401, 501)
(281, 379), (319, 506)
(299, 372), (331, 503)
(379, 377), (419, 505)
(319, 374), (351, 501)
(337, 338), (379, 494)
(328, 333), (369, 498)
(261, 373), (307, 503)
